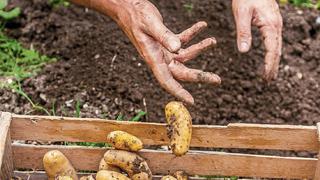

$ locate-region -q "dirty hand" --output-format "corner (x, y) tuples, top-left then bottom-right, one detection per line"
(232, 0), (283, 81)
(72, 0), (221, 104)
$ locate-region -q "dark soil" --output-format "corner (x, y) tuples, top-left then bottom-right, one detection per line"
(1, 0), (320, 127)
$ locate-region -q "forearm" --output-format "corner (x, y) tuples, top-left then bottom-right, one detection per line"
(69, 0), (122, 19)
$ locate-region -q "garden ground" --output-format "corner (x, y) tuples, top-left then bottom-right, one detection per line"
(1, 0), (320, 127)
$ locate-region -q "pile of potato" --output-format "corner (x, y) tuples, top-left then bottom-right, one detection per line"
(43, 101), (192, 180)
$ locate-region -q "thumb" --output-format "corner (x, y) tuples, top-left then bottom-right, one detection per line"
(233, 6), (253, 53)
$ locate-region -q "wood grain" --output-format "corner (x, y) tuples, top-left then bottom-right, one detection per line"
(0, 112), (13, 180)
(11, 114), (319, 151)
(314, 123), (320, 180)
(13, 171), (208, 180)
(12, 144), (317, 179)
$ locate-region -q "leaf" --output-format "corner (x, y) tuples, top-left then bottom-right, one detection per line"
(130, 111), (147, 122)
(0, 7), (20, 20)
(0, 0), (8, 10)
(21, 49), (40, 61)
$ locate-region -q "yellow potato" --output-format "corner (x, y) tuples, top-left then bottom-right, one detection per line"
(103, 150), (152, 180)
(161, 175), (177, 180)
(43, 150), (78, 180)
(55, 176), (73, 180)
(106, 130), (143, 151)
(165, 101), (192, 156)
(99, 158), (121, 172)
(173, 171), (188, 180)
(79, 175), (95, 180)
(96, 170), (130, 180)
(132, 172), (149, 180)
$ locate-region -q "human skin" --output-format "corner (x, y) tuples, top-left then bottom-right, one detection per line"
(70, 0), (283, 103)
(232, 0), (283, 81)
(70, 0), (221, 105)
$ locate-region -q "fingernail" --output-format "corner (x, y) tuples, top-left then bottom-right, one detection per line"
(168, 36), (181, 52)
(178, 89), (194, 105)
(240, 42), (249, 52)
(213, 74), (221, 85)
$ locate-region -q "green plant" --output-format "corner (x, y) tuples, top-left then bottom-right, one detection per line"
(75, 100), (81, 118)
(116, 113), (124, 121)
(0, 0), (20, 21)
(0, 32), (56, 84)
(200, 175), (238, 180)
(0, 27), (56, 115)
(115, 111), (147, 122)
(130, 110), (146, 122)
(51, 101), (56, 116)
(8, 81), (51, 115)
(65, 142), (109, 148)
(48, 0), (70, 7)
(183, 3), (194, 13)
(281, 0), (320, 9)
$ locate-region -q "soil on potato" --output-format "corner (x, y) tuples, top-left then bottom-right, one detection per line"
(1, 0), (320, 127)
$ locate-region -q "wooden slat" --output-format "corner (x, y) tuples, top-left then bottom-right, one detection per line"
(12, 144), (317, 179)
(14, 171), (94, 180)
(314, 123), (320, 180)
(11, 114), (318, 151)
(13, 171), (209, 180)
(0, 112), (13, 180)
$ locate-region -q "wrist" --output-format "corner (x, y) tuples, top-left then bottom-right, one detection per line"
(90, 0), (136, 21)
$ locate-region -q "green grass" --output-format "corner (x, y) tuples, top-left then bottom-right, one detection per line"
(200, 175), (238, 180)
(0, 2), (56, 115)
(183, 3), (194, 13)
(8, 81), (51, 115)
(130, 111), (147, 122)
(48, 0), (70, 7)
(65, 111), (147, 147)
(75, 100), (82, 118)
(116, 110), (147, 122)
(281, 0), (320, 9)
(65, 142), (109, 148)
(0, 31), (56, 85)
(0, 28), (56, 115)
(0, 0), (20, 21)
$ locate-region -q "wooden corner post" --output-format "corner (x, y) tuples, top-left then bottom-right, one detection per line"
(314, 123), (320, 180)
(0, 112), (13, 180)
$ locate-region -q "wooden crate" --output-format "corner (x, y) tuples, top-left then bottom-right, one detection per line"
(1, 111), (320, 180)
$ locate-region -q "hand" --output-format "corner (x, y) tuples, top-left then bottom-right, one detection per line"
(232, 0), (283, 81)
(71, 0), (221, 104)
(108, 0), (221, 104)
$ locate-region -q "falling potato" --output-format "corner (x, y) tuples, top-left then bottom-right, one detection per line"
(165, 101), (192, 156)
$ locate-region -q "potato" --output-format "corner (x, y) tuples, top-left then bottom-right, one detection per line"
(165, 101), (192, 156)
(43, 150), (78, 180)
(99, 158), (121, 172)
(79, 175), (95, 180)
(173, 171), (188, 180)
(161, 175), (177, 180)
(103, 150), (152, 180)
(132, 172), (149, 180)
(106, 130), (143, 151)
(55, 176), (73, 180)
(96, 170), (130, 180)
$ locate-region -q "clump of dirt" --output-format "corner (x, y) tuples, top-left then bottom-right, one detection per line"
(0, 0), (320, 127)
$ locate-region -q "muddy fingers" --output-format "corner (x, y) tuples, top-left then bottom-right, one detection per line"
(178, 21), (208, 45)
(169, 61), (221, 85)
(174, 38), (216, 63)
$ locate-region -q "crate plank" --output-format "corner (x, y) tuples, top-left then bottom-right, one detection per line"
(13, 171), (210, 180)
(12, 144), (317, 179)
(11, 114), (318, 151)
(0, 112), (13, 180)
(313, 123), (320, 180)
